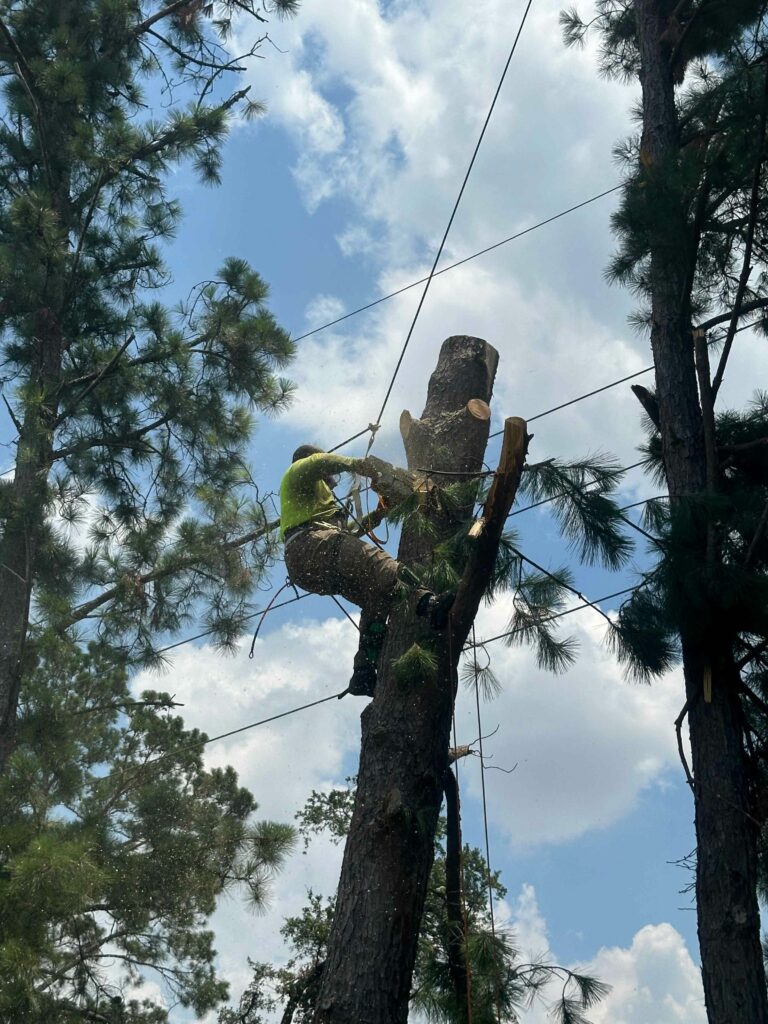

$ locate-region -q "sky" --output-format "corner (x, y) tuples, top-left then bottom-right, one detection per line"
(10, 0), (768, 1019)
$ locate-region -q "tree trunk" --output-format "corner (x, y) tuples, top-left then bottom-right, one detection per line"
(0, 310), (62, 768)
(443, 767), (469, 1023)
(314, 336), (528, 1024)
(635, 4), (768, 1020)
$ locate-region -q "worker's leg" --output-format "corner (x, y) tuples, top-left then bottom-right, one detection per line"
(285, 527), (399, 694)
(283, 526), (347, 596)
(330, 532), (400, 622)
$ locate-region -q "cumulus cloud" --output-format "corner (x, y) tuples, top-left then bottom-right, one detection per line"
(505, 886), (706, 1024)
(453, 598), (683, 848)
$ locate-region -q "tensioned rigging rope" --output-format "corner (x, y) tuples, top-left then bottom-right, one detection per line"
(104, 583), (643, 785)
(488, 319), (759, 440)
(190, 583), (643, 752)
(150, 486), (658, 660)
(363, 0), (535, 456)
(293, 184), (622, 346)
(329, 314), (758, 458)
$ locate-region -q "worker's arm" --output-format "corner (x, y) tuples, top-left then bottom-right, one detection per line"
(289, 452), (367, 486)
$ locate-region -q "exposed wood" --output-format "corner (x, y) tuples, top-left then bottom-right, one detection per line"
(448, 744), (473, 764)
(399, 409), (413, 442)
(466, 398), (491, 421)
(451, 417), (528, 651)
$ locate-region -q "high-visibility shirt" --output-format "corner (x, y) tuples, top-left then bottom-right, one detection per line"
(279, 452), (361, 540)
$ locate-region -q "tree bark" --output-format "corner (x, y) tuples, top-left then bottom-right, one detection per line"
(635, 4), (768, 1020)
(0, 310), (62, 768)
(313, 336), (526, 1024)
(443, 767), (469, 1023)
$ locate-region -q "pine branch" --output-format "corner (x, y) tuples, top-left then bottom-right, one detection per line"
(712, 64), (768, 400)
(76, 86), (250, 208)
(2, 393), (21, 433)
(145, 27), (250, 72)
(0, 16), (53, 189)
(51, 411), (175, 461)
(62, 522), (276, 627)
(53, 334), (135, 428)
(697, 296), (768, 332)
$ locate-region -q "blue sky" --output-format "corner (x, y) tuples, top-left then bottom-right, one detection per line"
(11, 0), (768, 1018)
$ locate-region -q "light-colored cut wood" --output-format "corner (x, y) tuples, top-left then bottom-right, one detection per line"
(466, 398), (491, 421)
(399, 409), (413, 441)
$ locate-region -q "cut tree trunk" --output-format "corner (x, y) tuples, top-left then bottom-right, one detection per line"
(635, 3), (768, 1020)
(314, 337), (526, 1024)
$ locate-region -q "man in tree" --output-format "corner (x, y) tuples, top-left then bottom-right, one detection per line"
(280, 445), (452, 696)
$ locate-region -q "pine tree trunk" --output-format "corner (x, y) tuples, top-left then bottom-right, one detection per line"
(635, 3), (768, 1020)
(0, 310), (62, 768)
(313, 336), (502, 1024)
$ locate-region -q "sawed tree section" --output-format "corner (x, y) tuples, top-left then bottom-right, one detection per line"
(314, 336), (527, 1024)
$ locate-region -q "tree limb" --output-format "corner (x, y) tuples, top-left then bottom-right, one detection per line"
(54, 334), (135, 428)
(712, 65), (768, 400)
(62, 522), (276, 627)
(696, 296), (768, 332)
(675, 701), (694, 790)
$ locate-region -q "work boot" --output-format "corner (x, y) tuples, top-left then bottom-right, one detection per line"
(416, 589), (456, 629)
(348, 663), (377, 697)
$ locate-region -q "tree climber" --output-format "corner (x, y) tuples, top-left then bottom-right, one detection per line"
(280, 445), (453, 697)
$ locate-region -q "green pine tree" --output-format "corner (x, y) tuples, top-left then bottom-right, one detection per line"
(561, 3), (768, 1019)
(220, 779), (609, 1024)
(0, 633), (297, 1022)
(0, 0), (298, 769)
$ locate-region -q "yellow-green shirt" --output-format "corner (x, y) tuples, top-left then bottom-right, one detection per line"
(279, 453), (360, 540)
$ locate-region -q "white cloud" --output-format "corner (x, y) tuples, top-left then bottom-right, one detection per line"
(584, 924), (707, 1024)
(304, 292), (347, 326)
(454, 598), (683, 848)
(505, 886), (706, 1024)
(134, 615), (361, 820)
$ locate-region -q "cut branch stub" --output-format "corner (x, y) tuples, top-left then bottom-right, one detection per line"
(451, 416), (528, 652)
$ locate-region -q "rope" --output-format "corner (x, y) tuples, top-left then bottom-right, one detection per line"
(471, 623), (502, 1024)
(290, 186), (622, 346)
(249, 579), (297, 658)
(330, 301), (757, 457)
(488, 320), (756, 441)
(363, 0), (535, 457)
(201, 690), (345, 746)
(467, 584), (641, 648)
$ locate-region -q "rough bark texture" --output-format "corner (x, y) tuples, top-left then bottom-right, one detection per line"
(636, 3), (768, 1020)
(313, 336), (500, 1024)
(443, 767), (469, 1022)
(0, 312), (61, 768)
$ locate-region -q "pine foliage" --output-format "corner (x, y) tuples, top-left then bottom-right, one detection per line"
(0, 0), (297, 668)
(0, 636), (296, 1022)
